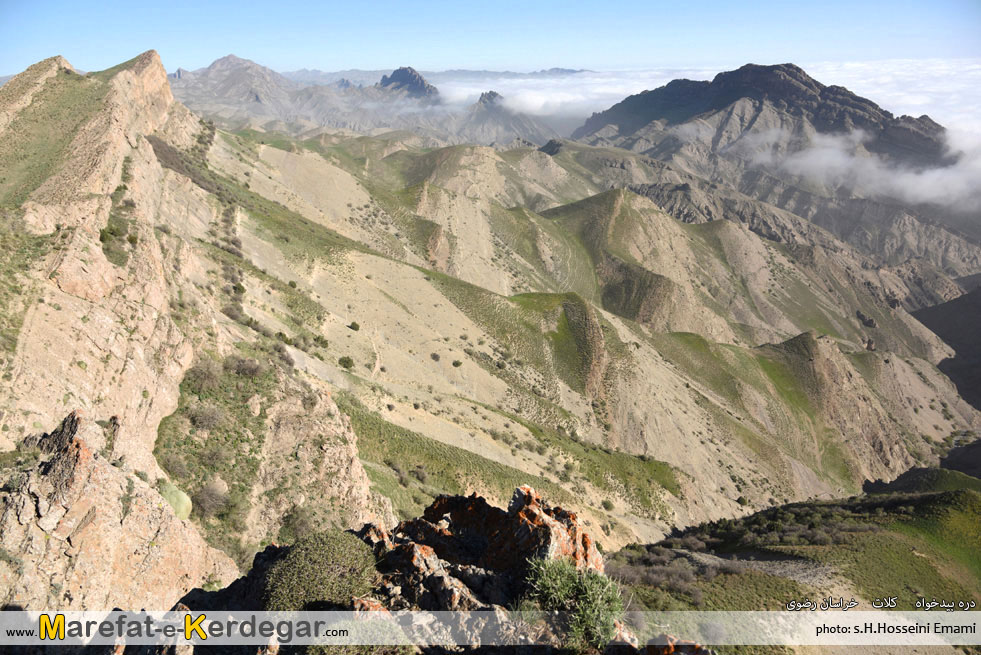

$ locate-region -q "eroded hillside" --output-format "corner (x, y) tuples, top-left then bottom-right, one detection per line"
(0, 52), (978, 613)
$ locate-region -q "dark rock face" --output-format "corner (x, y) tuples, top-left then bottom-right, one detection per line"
(378, 66), (439, 98)
(538, 138), (564, 156)
(856, 310), (878, 328)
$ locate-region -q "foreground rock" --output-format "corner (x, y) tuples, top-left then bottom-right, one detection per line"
(358, 485), (604, 611)
(84, 486), (709, 653)
(0, 412), (238, 610)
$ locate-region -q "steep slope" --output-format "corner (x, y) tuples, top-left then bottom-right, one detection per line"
(181, 124), (978, 540)
(0, 52), (393, 607)
(0, 413), (238, 609)
(572, 63), (981, 276)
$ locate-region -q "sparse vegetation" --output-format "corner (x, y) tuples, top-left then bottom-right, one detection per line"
(0, 66), (109, 207)
(336, 392), (569, 509)
(155, 347), (280, 563)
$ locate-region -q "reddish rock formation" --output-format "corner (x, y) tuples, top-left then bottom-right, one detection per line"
(355, 485), (603, 612)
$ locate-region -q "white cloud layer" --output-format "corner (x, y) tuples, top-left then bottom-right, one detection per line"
(436, 59), (981, 214)
(436, 59), (981, 134)
(729, 128), (981, 213)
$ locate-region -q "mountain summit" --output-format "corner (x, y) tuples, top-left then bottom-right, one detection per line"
(378, 66), (439, 98)
(573, 62), (947, 167)
(570, 62), (979, 276)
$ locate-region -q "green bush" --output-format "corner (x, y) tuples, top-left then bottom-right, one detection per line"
(338, 356), (355, 369)
(602, 499), (614, 511)
(524, 557), (624, 648)
(264, 530), (376, 611)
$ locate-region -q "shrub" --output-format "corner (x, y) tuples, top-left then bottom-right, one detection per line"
(188, 403), (224, 430)
(452, 360), (462, 367)
(348, 322), (360, 331)
(192, 482), (228, 518)
(288, 280), (297, 288)
(602, 499), (614, 511)
(159, 453), (189, 479)
(524, 558), (623, 648)
(225, 355), (264, 378)
(411, 465), (428, 483)
(279, 505), (316, 543)
(184, 359), (222, 393)
(338, 356), (354, 370)
(263, 530), (376, 610)
(430, 353), (440, 362)
(221, 303), (244, 322)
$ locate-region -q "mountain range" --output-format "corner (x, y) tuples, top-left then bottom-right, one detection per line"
(166, 54), (558, 145)
(0, 49), (977, 632)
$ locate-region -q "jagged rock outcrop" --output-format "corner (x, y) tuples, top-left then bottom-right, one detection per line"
(357, 485), (603, 611)
(244, 377), (397, 540)
(0, 413), (238, 610)
(168, 486), (711, 652)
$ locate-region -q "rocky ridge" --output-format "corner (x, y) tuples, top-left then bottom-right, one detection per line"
(0, 412), (238, 610)
(0, 51), (393, 608)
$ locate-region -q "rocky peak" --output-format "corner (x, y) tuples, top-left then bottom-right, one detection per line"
(378, 66), (439, 98)
(710, 62), (826, 103)
(477, 90), (503, 106)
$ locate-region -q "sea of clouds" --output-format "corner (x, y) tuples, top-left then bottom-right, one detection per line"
(437, 58), (981, 132)
(437, 58), (981, 213)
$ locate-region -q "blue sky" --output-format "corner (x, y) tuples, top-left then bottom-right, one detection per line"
(1, 0), (979, 74)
